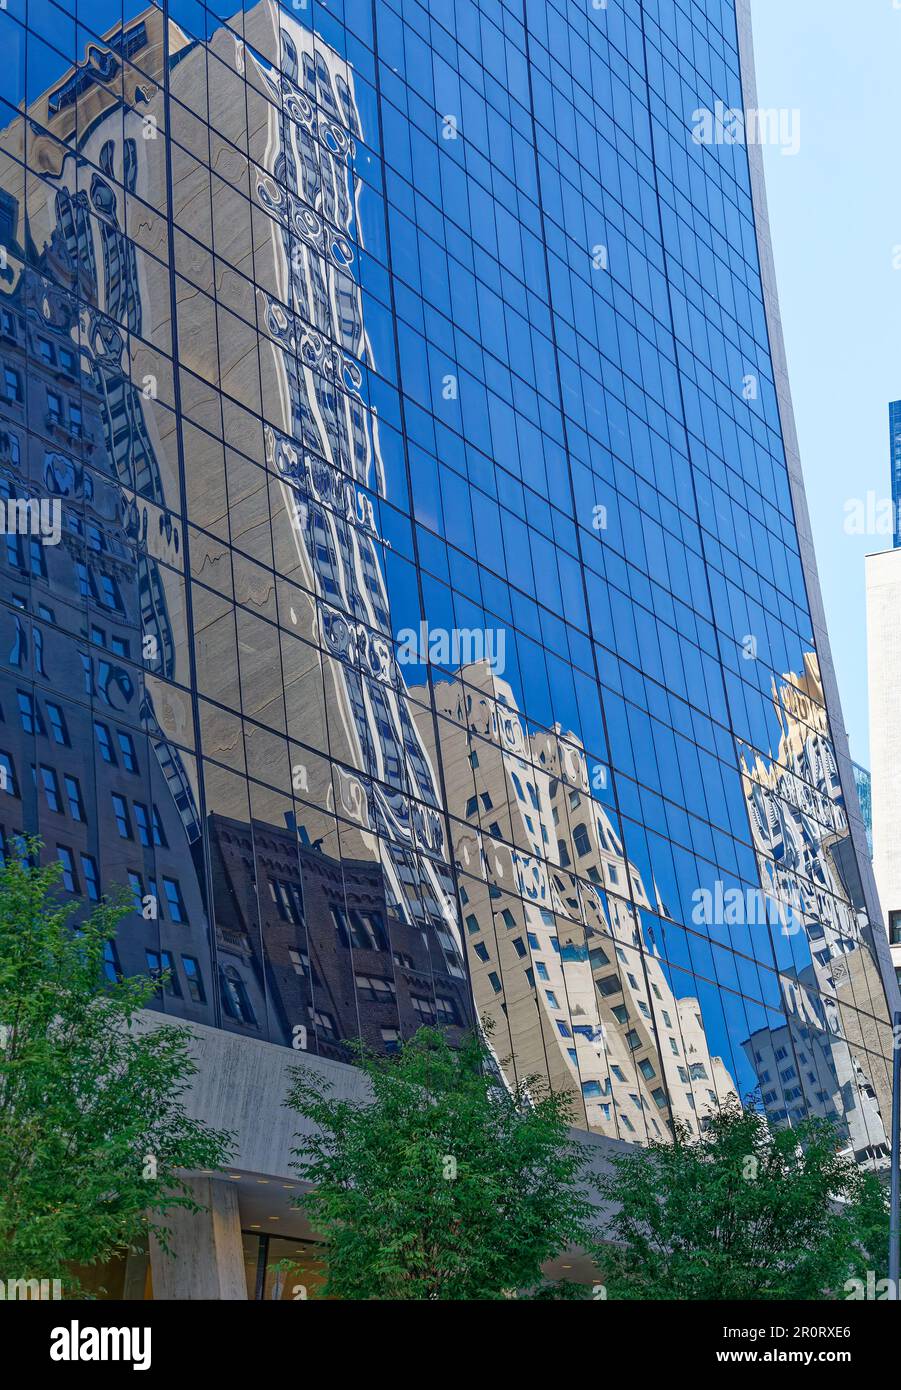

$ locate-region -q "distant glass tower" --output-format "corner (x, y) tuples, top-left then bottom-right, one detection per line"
(0, 0), (894, 1168)
(890, 400), (901, 548)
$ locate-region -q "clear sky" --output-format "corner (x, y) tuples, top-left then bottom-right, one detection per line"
(749, 0), (901, 770)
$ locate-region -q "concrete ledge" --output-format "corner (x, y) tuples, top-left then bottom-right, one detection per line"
(137, 1010), (629, 1212)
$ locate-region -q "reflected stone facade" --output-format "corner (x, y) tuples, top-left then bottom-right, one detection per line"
(0, 0), (894, 1161)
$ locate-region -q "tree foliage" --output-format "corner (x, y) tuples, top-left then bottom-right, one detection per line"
(598, 1101), (887, 1300)
(0, 846), (232, 1293)
(286, 1026), (600, 1299)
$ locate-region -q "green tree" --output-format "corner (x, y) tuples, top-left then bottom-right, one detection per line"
(285, 1026), (600, 1299)
(598, 1100), (887, 1300)
(0, 846), (232, 1294)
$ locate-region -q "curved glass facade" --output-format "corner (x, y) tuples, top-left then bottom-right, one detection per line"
(0, 0), (893, 1160)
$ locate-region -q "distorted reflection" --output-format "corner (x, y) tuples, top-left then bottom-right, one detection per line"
(738, 654), (891, 1166)
(0, 0), (891, 1163)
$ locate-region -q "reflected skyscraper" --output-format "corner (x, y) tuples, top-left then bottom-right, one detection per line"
(0, 0), (895, 1201)
(852, 762), (872, 859)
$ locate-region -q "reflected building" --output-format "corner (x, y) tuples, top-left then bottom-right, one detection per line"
(0, 0), (471, 1063)
(852, 763), (872, 859)
(410, 660), (738, 1140)
(0, 0), (898, 1296)
(738, 655), (892, 1164)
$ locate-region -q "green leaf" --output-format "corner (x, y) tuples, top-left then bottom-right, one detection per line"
(284, 1024), (602, 1299)
(0, 841), (233, 1294)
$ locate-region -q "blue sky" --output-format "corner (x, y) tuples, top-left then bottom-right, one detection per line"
(749, 0), (901, 769)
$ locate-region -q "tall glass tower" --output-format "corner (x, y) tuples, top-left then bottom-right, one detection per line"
(0, 0), (894, 1163)
(890, 398), (901, 549)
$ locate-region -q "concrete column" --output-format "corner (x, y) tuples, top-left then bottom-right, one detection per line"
(150, 1176), (247, 1300)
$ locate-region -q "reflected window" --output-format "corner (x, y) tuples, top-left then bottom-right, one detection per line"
(162, 877), (187, 924)
(0, 752), (17, 797)
(153, 805), (168, 846)
(354, 974), (395, 1003)
(117, 731), (137, 772)
(220, 965), (257, 1026)
(127, 872), (143, 912)
(81, 855), (100, 901)
(17, 691), (42, 735)
(146, 951), (163, 996)
(95, 723), (117, 765)
(182, 956), (206, 1003)
(435, 997), (459, 1024)
(102, 942), (121, 984)
(57, 846), (77, 892)
(39, 766), (61, 813)
(3, 365), (21, 403)
(332, 906), (387, 951)
(411, 996), (436, 1022)
(64, 776), (85, 821)
(112, 795), (132, 839)
(134, 802), (151, 846)
(314, 1010), (337, 1039)
(160, 952), (181, 998)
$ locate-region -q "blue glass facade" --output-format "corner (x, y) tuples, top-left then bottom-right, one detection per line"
(0, 0), (894, 1159)
(890, 398), (901, 549)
